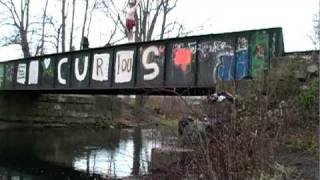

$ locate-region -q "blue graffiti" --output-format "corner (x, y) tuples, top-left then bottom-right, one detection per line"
(235, 49), (249, 80)
(216, 55), (235, 81)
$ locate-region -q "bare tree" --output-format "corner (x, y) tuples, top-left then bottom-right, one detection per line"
(99, 0), (178, 42)
(47, 16), (63, 53)
(0, 0), (31, 57)
(86, 0), (98, 38)
(61, 0), (67, 52)
(80, 0), (89, 49)
(132, 0), (177, 41)
(69, 0), (76, 51)
(99, 0), (182, 111)
(160, 0), (177, 39)
(38, 0), (49, 55)
(309, 13), (320, 50)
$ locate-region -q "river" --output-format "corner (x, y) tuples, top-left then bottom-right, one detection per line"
(0, 127), (173, 180)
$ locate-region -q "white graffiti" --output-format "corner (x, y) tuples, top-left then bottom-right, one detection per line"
(17, 63), (27, 84)
(237, 37), (248, 52)
(57, 57), (68, 85)
(115, 50), (134, 83)
(142, 46), (160, 81)
(44, 58), (51, 69)
(28, 60), (39, 85)
(74, 56), (89, 82)
(188, 42), (197, 54)
(92, 53), (110, 82)
(212, 58), (221, 83)
(199, 41), (233, 53)
(271, 33), (277, 57)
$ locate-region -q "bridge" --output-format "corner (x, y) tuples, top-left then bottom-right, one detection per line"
(0, 27), (284, 95)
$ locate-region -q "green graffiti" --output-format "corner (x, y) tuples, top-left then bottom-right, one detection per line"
(42, 58), (53, 77)
(251, 31), (269, 79)
(0, 64), (3, 88)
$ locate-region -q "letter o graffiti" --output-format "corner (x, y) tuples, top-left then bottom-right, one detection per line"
(118, 58), (133, 73)
(121, 59), (127, 71)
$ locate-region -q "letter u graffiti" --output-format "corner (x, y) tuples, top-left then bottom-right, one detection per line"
(75, 56), (89, 81)
(118, 57), (132, 74)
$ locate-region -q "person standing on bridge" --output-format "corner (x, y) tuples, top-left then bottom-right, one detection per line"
(81, 36), (89, 49)
(126, 0), (141, 42)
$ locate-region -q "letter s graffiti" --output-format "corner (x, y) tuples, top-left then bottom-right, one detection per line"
(142, 46), (160, 81)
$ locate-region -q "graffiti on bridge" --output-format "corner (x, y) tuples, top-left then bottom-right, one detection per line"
(235, 37), (249, 80)
(0, 28), (283, 91)
(197, 37), (250, 84)
(198, 39), (234, 84)
(5, 63), (14, 88)
(41, 57), (54, 88)
(0, 64), (3, 88)
(137, 44), (165, 87)
(251, 31), (269, 78)
(167, 41), (197, 86)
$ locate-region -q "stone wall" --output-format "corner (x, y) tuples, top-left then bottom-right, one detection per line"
(215, 53), (319, 96)
(0, 94), (121, 126)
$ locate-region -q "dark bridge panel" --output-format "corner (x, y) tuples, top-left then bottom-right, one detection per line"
(166, 40), (197, 87)
(40, 56), (55, 88)
(0, 27), (284, 95)
(197, 36), (236, 85)
(4, 62), (15, 89)
(113, 46), (137, 89)
(137, 43), (166, 88)
(71, 52), (90, 88)
(90, 49), (113, 89)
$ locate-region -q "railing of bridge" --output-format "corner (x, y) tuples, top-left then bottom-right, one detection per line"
(0, 27), (284, 95)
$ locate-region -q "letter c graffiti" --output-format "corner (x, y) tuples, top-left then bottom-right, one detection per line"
(58, 58), (68, 85)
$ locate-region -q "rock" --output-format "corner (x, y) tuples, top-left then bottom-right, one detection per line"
(294, 70), (307, 81)
(307, 64), (318, 74)
(150, 147), (193, 173)
(300, 85), (309, 91)
(267, 110), (273, 118)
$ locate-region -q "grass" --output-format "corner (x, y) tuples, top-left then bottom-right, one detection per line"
(259, 163), (297, 180)
(158, 117), (179, 129)
(285, 134), (318, 155)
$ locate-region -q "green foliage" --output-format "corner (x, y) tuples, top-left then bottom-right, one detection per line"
(158, 118), (178, 128)
(259, 163), (297, 180)
(285, 135), (318, 155)
(296, 81), (318, 108)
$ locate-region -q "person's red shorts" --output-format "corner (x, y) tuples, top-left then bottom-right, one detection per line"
(126, 19), (136, 31)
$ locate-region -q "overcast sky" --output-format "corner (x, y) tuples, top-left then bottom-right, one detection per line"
(0, 0), (318, 61)
(173, 0), (319, 52)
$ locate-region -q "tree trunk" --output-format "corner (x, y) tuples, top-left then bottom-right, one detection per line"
(61, 0), (66, 52)
(40, 0), (49, 55)
(146, 0), (162, 41)
(160, 0), (168, 40)
(80, 0), (89, 49)
(69, 0), (76, 51)
(131, 127), (142, 175)
(134, 7), (141, 42)
(20, 29), (31, 57)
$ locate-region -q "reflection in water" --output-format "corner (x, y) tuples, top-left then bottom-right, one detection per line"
(132, 127), (142, 176)
(0, 166), (48, 180)
(0, 127), (162, 179)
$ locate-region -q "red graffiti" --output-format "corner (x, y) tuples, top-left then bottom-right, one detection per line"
(174, 48), (192, 72)
(256, 45), (265, 58)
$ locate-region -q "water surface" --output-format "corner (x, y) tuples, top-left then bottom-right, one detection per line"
(0, 127), (168, 179)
